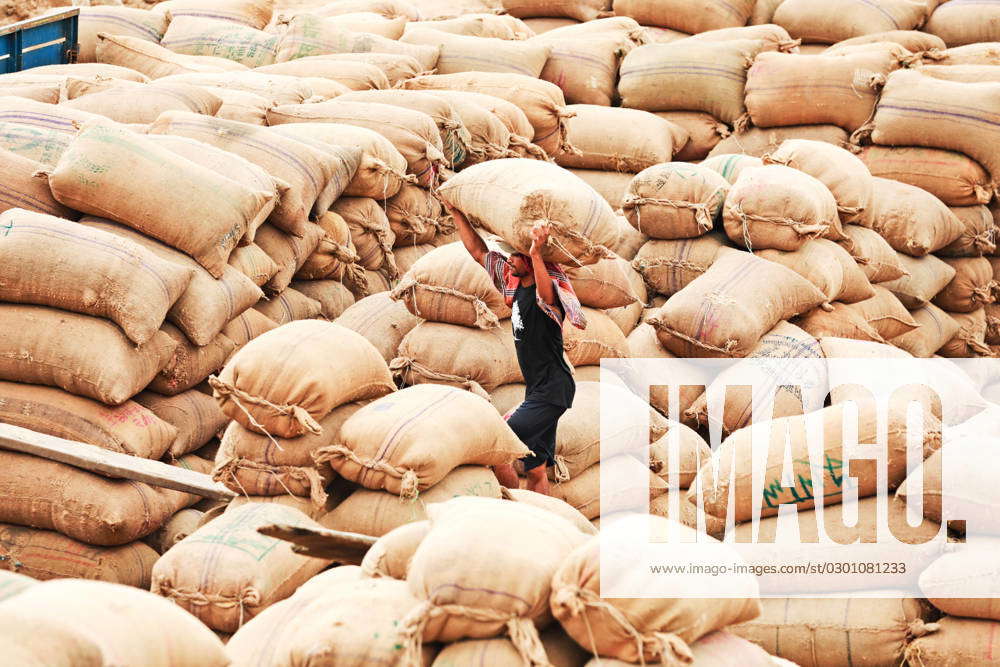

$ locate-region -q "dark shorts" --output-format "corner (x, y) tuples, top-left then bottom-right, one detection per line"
(505, 399), (567, 472)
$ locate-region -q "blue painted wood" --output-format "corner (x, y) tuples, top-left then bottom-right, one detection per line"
(0, 9), (79, 73)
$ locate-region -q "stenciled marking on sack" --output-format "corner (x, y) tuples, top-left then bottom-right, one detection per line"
(0, 220), (12, 237)
(761, 454), (857, 509)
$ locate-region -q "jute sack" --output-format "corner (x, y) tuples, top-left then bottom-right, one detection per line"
(269, 123), (410, 200)
(0, 147), (76, 220)
(564, 254), (641, 309)
(252, 287), (323, 324)
(0, 523), (158, 587)
(0, 74), (65, 103)
(691, 401), (943, 521)
(933, 257), (997, 313)
(210, 320), (394, 438)
(407, 14), (533, 39)
(399, 497), (589, 662)
(401, 29), (550, 78)
(611, 0), (754, 33)
(0, 450), (207, 545)
(296, 211), (364, 283)
(891, 303), (961, 356)
(154, 71), (312, 105)
(863, 177), (964, 257)
(707, 124), (848, 159)
(0, 119), (73, 165)
(291, 280), (356, 319)
(773, 0), (930, 43)
(839, 225), (908, 283)
(701, 153), (765, 184)
(626, 323), (714, 423)
(213, 404), (362, 503)
(907, 616), (1000, 666)
(623, 163), (730, 240)
(266, 100), (446, 188)
(858, 145), (992, 207)
(0, 579), (228, 667)
(391, 242), (510, 328)
(208, 87), (271, 125)
(685, 320), (827, 434)
(619, 39), (767, 125)
(336, 291), (422, 362)
(938, 308), (993, 357)
(647, 249), (828, 357)
(360, 520), (431, 579)
(81, 217), (264, 346)
(604, 262), (648, 334)
(533, 37), (628, 108)
(551, 516), (761, 664)
(151, 502), (332, 633)
(795, 301), (888, 342)
(581, 631), (777, 666)
(0, 569), (36, 602)
(733, 597), (936, 667)
(824, 29), (946, 54)
(229, 244), (281, 287)
(322, 465), (502, 537)
(0, 95), (107, 134)
(396, 244), (439, 272)
(94, 33), (251, 79)
(655, 111), (726, 161)
(255, 223), (325, 294)
(502, 488), (597, 536)
(746, 50), (900, 132)
(315, 385), (527, 497)
(550, 457), (669, 519)
(924, 44), (1000, 67)
(300, 0), (419, 21)
(846, 285), (920, 339)
(881, 252), (957, 309)
(221, 308), (279, 349)
(0, 209), (193, 345)
(155, 0), (274, 29)
(24, 62), (149, 80)
(676, 23), (797, 49)
(649, 490), (726, 538)
(939, 205), (996, 257)
(756, 238), (875, 304)
(77, 7), (166, 63)
(143, 508), (204, 555)
(146, 111), (340, 238)
(435, 631), (590, 667)
(149, 325), (235, 396)
(632, 234), (727, 297)
(0, 382), (175, 460)
(407, 91), (514, 164)
(919, 546), (1000, 620)
(562, 307), (628, 366)
(257, 56), (390, 91)
(500, 0), (608, 21)
(401, 72), (572, 155)
(565, 169), (632, 210)
(438, 159), (619, 265)
(764, 139), (873, 222)
(159, 16), (279, 68)
(0, 304), (175, 405)
(867, 70), (1000, 185)
(925, 0), (1000, 46)
(274, 15), (440, 71)
(386, 184), (450, 245)
(134, 390), (229, 458)
(301, 11), (408, 39)
(301, 51), (423, 86)
(47, 121), (265, 278)
(333, 196), (398, 278)
(554, 106), (678, 174)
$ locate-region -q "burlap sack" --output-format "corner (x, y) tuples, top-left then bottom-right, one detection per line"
(711, 127), (848, 162)
(291, 280), (356, 319)
(391, 242), (510, 328)
(647, 489), (726, 538)
(562, 307), (629, 366)
(0, 381), (175, 459)
(925, 0), (1000, 46)
(939, 205), (996, 257)
(686, 320), (826, 433)
(0, 569), (36, 602)
(77, 6), (166, 63)
(401, 28), (550, 79)
(626, 323), (713, 422)
(839, 225), (907, 284)
(151, 502), (331, 633)
(155, 0), (274, 29)
(0, 145), (73, 219)
(146, 111), (340, 238)
(267, 100), (446, 188)
(757, 238), (875, 304)
(315, 385), (527, 497)
(0, 73), (67, 104)
(612, 0), (754, 33)
(94, 33), (251, 79)
(61, 78), (222, 125)
(701, 153), (764, 185)
(939, 308), (993, 357)
(932, 257), (997, 313)
(81, 217), (264, 346)
(252, 288), (321, 324)
(619, 39), (765, 125)
(604, 264), (648, 335)
(0, 523), (157, 587)
(398, 497), (589, 663)
(308, 0), (418, 21)
(858, 145), (992, 207)
(303, 11), (407, 39)
(632, 234), (726, 297)
(863, 177), (965, 257)
(623, 163), (730, 240)
(795, 301), (887, 342)
(502, 488), (597, 536)
(565, 169), (632, 210)
(385, 185), (450, 246)
(143, 508), (204, 555)
(924, 45), (1000, 67)
(0, 119), (73, 165)
(549, 457), (669, 519)
(328, 197), (397, 279)
(295, 211), (362, 284)
(0, 451), (207, 545)
(322, 465), (502, 537)
(773, 0), (929, 43)
(202, 87), (267, 124)
(302, 51), (423, 86)
(917, 545), (1000, 621)
(881, 252), (957, 309)
(149, 324), (234, 397)
(401, 72), (572, 155)
(412, 91), (515, 165)
(563, 254), (641, 310)
(221, 308), (279, 349)
(336, 291), (422, 362)
(889, 303), (959, 356)
(211, 320), (394, 438)
(274, 14), (439, 70)
(0, 579), (228, 667)
(554, 106), (677, 174)
(155, 71), (312, 105)
(405, 14), (530, 39)
(420, 90), (540, 160)
(649, 112), (721, 161)
(438, 158), (619, 265)
(648, 249), (829, 357)
(846, 285), (920, 339)
(824, 29), (945, 54)
(692, 401), (943, 521)
(764, 139), (873, 223)
(360, 520), (431, 579)
(434, 629), (590, 666)
(258, 56), (389, 91)
(229, 244), (281, 288)
(734, 597), (936, 667)
(134, 390), (228, 458)
(551, 516), (761, 664)
(254, 223), (325, 294)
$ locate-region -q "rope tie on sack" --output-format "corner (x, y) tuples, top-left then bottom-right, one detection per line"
(509, 135), (550, 161)
(208, 376), (322, 437)
(728, 202), (829, 252)
(958, 332), (993, 357)
(392, 281), (500, 329)
(213, 457), (329, 508)
(622, 195), (715, 234)
(156, 584), (261, 629)
(972, 281), (997, 306)
(633, 257), (712, 273)
(312, 444), (421, 500)
(554, 106), (577, 156)
(553, 455), (571, 482)
(388, 357), (492, 400)
(650, 321), (739, 357)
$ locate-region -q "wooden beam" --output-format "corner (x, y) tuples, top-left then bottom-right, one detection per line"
(258, 523), (376, 563)
(0, 422), (235, 501)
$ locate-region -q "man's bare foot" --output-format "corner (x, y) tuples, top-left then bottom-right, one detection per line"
(493, 463), (519, 490)
(525, 465), (550, 496)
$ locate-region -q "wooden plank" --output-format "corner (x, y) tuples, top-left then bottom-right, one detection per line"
(258, 523), (376, 563)
(0, 422), (235, 501)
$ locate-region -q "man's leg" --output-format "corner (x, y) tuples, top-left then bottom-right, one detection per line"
(499, 400), (552, 490)
(522, 408), (564, 497)
(525, 463), (550, 495)
(493, 463), (520, 489)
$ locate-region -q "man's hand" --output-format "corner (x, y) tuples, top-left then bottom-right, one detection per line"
(529, 223), (550, 257)
(447, 200), (488, 263)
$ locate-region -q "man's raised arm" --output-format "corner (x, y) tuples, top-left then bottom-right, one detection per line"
(444, 202), (487, 264)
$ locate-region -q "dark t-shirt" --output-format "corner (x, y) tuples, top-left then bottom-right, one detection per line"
(512, 283), (575, 409)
